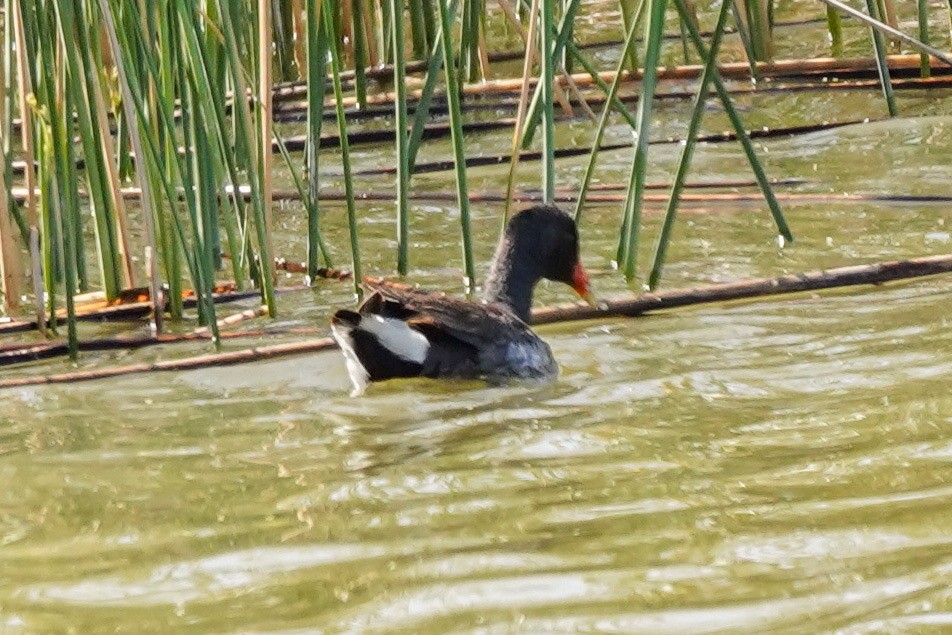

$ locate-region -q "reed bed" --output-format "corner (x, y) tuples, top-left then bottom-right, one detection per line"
(0, 0), (950, 366)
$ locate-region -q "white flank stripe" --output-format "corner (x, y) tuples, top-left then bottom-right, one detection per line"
(331, 322), (370, 396)
(361, 315), (430, 364)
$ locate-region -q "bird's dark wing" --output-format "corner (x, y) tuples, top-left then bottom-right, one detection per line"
(360, 282), (531, 350)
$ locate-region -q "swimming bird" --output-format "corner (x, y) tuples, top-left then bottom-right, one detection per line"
(330, 204), (594, 394)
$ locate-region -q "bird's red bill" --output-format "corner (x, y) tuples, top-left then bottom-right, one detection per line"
(571, 261), (596, 307)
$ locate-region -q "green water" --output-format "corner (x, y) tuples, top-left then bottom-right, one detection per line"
(5, 4), (952, 632)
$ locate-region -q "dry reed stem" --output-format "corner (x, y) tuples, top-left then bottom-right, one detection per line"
(268, 54), (944, 110)
(0, 156), (21, 311)
(260, 0), (276, 283)
(193, 305), (268, 335)
(0, 271), (349, 337)
(0, 42), (22, 311)
(504, 0), (542, 215)
(0, 285), (264, 335)
(6, 70), (949, 179)
(96, 0), (162, 332)
(12, 0), (37, 228)
(29, 228), (45, 336)
(17, 185), (944, 206)
(0, 326), (325, 366)
(89, 58), (135, 288)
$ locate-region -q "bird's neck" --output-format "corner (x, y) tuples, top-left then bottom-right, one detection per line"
(482, 239), (539, 323)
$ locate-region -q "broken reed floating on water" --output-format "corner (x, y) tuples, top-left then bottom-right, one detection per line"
(0, 269), (344, 336)
(13, 185), (946, 207)
(269, 58), (952, 125)
(264, 53), (952, 115)
(10, 113), (884, 180)
(0, 327), (325, 367)
(3, 253), (952, 390)
(0, 287), (262, 336)
(261, 15), (830, 97)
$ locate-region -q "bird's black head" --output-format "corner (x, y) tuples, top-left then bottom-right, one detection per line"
(502, 204), (592, 300)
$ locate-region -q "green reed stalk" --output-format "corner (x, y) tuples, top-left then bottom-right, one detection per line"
(473, 0), (487, 81)
(502, 0), (539, 224)
(185, 83), (221, 338)
(203, 0), (228, 106)
(351, 0), (369, 107)
(361, 0), (381, 65)
(100, 0), (192, 330)
(390, 0), (411, 275)
(62, 86), (89, 295)
(677, 0), (697, 63)
(0, 132), (21, 312)
(378, 0), (393, 64)
(539, 0), (556, 203)
(37, 128), (57, 323)
(307, 0), (332, 278)
(619, 0), (666, 281)
(174, 30), (212, 326)
(407, 0), (457, 172)
(574, 0), (645, 225)
(747, 0), (770, 61)
(618, 0), (640, 71)
(114, 3), (137, 184)
(520, 10), (643, 151)
(155, 0), (184, 317)
(421, 0), (436, 47)
(826, 5), (843, 56)
(258, 0), (277, 300)
(276, 132), (332, 270)
(647, 0), (731, 290)
(864, 0), (898, 116)
(57, 0), (122, 299)
(436, 0), (475, 290)
(918, 0), (931, 78)
(34, 4), (78, 355)
(408, 0), (428, 58)
(730, 0), (758, 77)
(193, 0), (248, 285)
(214, 0), (277, 314)
(12, 0), (38, 233)
(178, 73), (217, 332)
(81, 0), (135, 289)
(198, 4), (224, 273)
(678, 19), (691, 63)
(564, 39), (639, 128)
(194, 112), (224, 328)
(672, 0), (791, 243)
(277, 0), (298, 79)
(459, 0), (473, 85)
(181, 5), (248, 291)
(519, 0), (581, 149)
(873, 0), (891, 49)
(2, 0), (26, 243)
(325, 0), (362, 299)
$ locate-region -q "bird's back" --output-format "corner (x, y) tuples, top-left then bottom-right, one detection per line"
(330, 284), (557, 393)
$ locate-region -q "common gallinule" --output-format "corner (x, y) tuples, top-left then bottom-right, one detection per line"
(331, 204), (593, 394)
